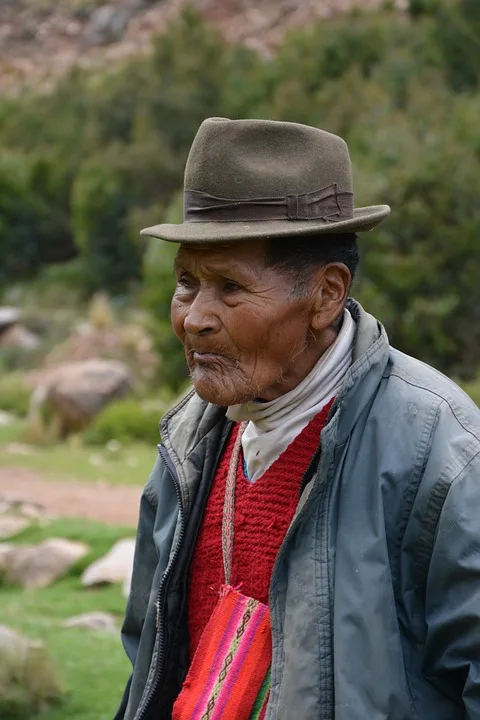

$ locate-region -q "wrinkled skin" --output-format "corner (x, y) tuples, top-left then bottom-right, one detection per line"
(171, 239), (349, 406)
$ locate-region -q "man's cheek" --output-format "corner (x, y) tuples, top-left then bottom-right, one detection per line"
(170, 307), (185, 341)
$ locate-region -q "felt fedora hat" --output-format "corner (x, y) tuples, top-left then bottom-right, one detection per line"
(141, 117), (390, 244)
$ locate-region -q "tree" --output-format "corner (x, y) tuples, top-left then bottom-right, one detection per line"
(0, 155), (42, 288)
(72, 153), (143, 294)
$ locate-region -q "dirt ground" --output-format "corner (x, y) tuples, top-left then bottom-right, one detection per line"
(0, 466), (142, 526)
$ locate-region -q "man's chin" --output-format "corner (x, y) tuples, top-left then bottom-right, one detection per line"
(192, 382), (235, 407)
(191, 372), (249, 407)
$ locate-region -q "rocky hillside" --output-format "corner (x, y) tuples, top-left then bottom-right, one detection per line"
(0, 0), (406, 94)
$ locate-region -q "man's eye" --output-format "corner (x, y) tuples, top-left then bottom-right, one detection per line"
(178, 273), (195, 289)
(223, 280), (242, 293)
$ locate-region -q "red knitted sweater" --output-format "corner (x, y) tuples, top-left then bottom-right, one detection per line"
(187, 400), (333, 659)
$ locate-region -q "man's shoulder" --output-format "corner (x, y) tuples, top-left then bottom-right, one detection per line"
(386, 347), (480, 443)
(161, 388), (227, 444)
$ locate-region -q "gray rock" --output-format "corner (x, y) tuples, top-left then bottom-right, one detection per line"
(62, 611), (117, 634)
(0, 496), (45, 518)
(0, 543), (14, 570)
(122, 571), (132, 598)
(0, 410), (15, 427)
(5, 538), (89, 589)
(83, 4), (131, 47)
(0, 624), (29, 660)
(0, 324), (40, 349)
(0, 306), (21, 333)
(0, 515), (30, 540)
(81, 538), (135, 588)
(32, 359), (133, 435)
(0, 625), (62, 709)
(17, 501), (45, 520)
(0, 500), (11, 515)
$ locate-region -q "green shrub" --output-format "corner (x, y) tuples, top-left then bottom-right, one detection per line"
(72, 152), (144, 294)
(434, 0), (480, 91)
(29, 258), (87, 305)
(0, 155), (43, 288)
(0, 375), (31, 416)
(0, 626), (63, 719)
(84, 397), (173, 446)
(408, 0), (442, 17)
(0, 151), (76, 289)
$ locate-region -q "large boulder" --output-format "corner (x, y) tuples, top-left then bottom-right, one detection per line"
(81, 538), (135, 591)
(4, 538), (89, 589)
(32, 358), (133, 435)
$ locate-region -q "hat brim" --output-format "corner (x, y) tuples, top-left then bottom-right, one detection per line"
(140, 205), (390, 244)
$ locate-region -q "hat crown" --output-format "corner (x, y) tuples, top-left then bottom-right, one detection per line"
(184, 117), (354, 204)
(139, 117), (391, 244)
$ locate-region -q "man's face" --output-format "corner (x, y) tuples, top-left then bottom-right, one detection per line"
(171, 240), (315, 406)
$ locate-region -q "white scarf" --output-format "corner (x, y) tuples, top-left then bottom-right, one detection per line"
(226, 309), (355, 482)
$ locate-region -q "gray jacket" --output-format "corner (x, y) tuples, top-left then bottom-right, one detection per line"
(115, 300), (480, 720)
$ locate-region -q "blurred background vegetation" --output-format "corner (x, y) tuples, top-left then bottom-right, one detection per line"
(0, 0), (479, 395)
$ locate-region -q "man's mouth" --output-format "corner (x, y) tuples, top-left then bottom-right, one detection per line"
(191, 351), (227, 365)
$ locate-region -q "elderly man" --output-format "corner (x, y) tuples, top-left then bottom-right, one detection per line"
(115, 118), (480, 720)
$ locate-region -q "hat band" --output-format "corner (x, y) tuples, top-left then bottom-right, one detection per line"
(184, 184), (354, 223)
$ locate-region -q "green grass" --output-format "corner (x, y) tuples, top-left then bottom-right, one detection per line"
(0, 519), (133, 720)
(0, 422), (26, 446)
(9, 516), (134, 556)
(0, 421), (157, 486)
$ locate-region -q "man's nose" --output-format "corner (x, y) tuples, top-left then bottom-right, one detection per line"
(183, 291), (220, 336)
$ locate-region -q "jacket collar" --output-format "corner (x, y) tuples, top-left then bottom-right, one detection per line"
(331, 298), (390, 443)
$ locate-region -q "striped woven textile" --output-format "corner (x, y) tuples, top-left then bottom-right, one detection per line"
(173, 587), (271, 720)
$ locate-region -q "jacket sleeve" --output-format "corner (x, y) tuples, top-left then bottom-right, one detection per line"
(422, 450), (480, 717)
(114, 456), (167, 720)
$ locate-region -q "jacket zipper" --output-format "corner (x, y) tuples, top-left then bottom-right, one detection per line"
(134, 444), (185, 720)
(270, 443), (332, 599)
(266, 425), (337, 720)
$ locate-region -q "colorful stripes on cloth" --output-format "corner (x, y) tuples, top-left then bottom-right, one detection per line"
(173, 587), (272, 720)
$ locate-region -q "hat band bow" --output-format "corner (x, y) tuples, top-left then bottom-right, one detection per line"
(184, 184), (354, 223)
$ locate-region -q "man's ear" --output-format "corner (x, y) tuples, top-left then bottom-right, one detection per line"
(310, 263), (351, 332)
